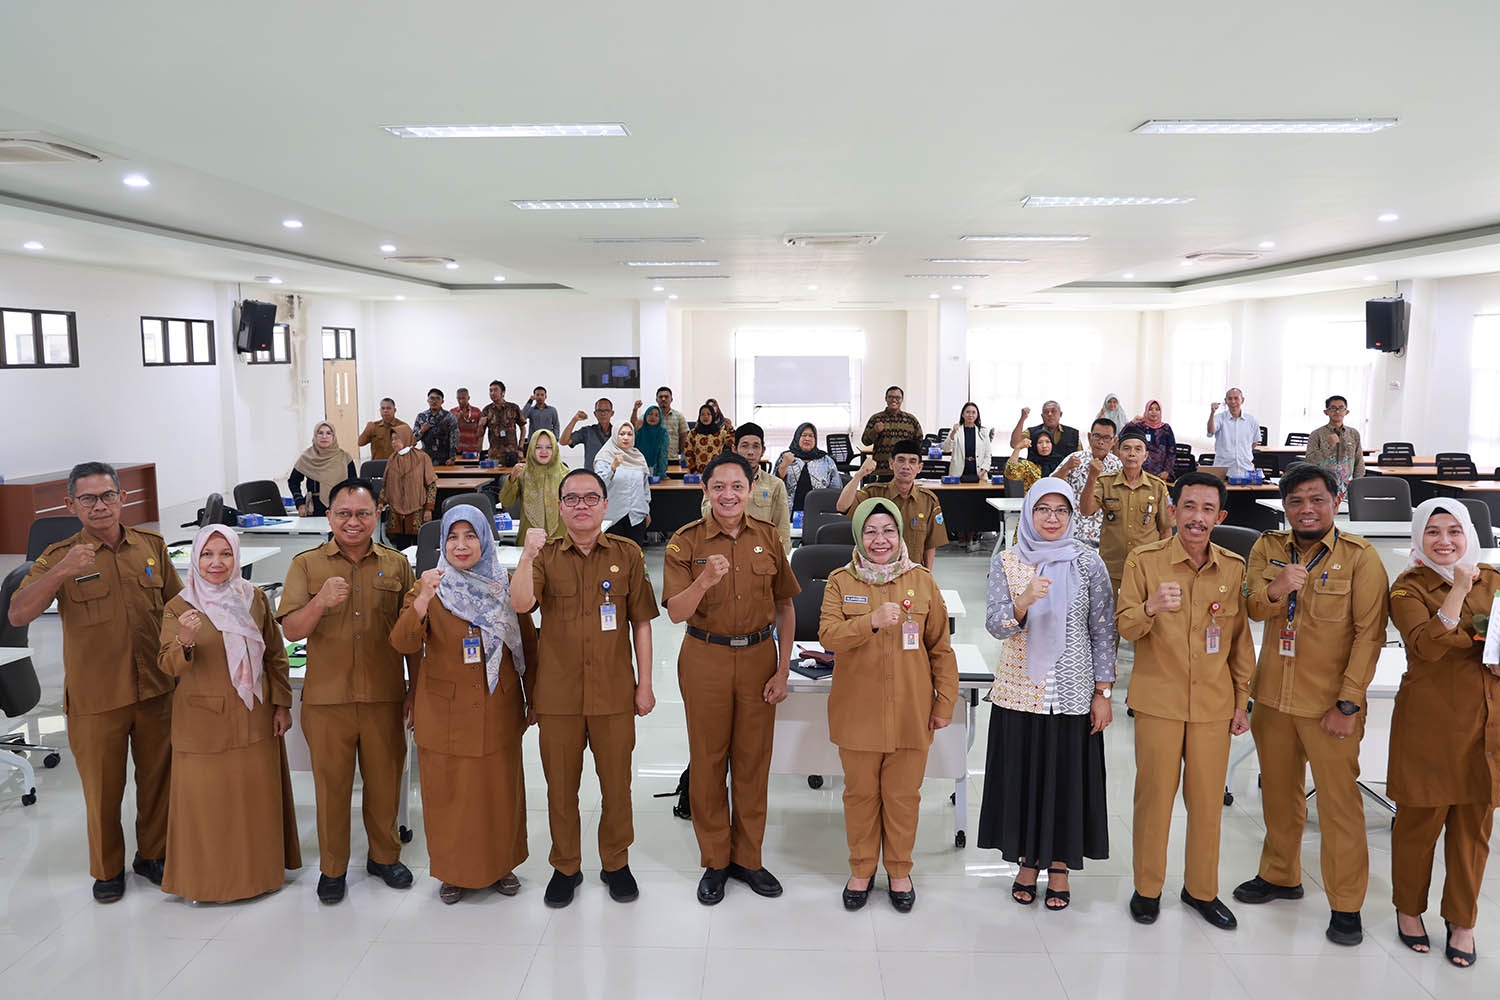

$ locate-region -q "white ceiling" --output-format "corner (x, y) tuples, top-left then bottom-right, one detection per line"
(2, 0), (1500, 307)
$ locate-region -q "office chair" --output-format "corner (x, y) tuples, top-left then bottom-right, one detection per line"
(1174, 443), (1195, 459)
(26, 516), (82, 560)
(790, 579), (827, 642)
(815, 517), (855, 545)
(0, 563), (64, 806)
(1377, 442), (1415, 466)
(415, 519), (443, 573)
(801, 489), (845, 545)
(824, 433), (856, 472)
(1346, 477), (1412, 522)
(1458, 498), (1496, 548)
(1435, 453), (1478, 479)
(440, 491), (498, 532)
(234, 480), (287, 517)
(171, 492), (227, 546)
(359, 460), (388, 480)
(1284, 432), (1309, 447)
(1171, 455), (1197, 479)
(790, 544), (854, 640)
(1210, 525), (1260, 561)
(1258, 426), (1269, 446)
(1199, 453), (1215, 466)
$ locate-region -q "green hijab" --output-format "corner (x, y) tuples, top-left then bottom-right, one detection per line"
(849, 496), (919, 586)
(635, 405), (670, 476)
(520, 429), (569, 538)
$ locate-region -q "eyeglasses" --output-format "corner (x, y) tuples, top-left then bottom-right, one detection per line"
(329, 509), (377, 521)
(72, 491), (121, 510)
(1326, 405), (1348, 412)
(561, 493), (603, 508)
(1033, 505), (1072, 519)
(1089, 432), (1115, 441)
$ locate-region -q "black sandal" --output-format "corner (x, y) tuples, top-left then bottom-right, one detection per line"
(1044, 867), (1071, 910)
(1446, 921), (1478, 969)
(1011, 865), (1039, 906)
(1396, 910), (1429, 952)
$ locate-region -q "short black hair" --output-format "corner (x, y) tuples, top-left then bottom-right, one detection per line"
(427, 387), (444, 398)
(891, 438), (925, 459)
(67, 461), (119, 497)
(734, 422), (765, 446)
(1092, 417), (1117, 434)
(1278, 462), (1338, 499)
(380, 396), (395, 406)
(456, 386), (469, 395)
(490, 380), (505, 391)
(1117, 428), (1147, 446)
(1170, 470), (1227, 508)
(533, 385), (546, 393)
(1325, 394), (1348, 408)
(656, 385), (673, 395)
(703, 452), (754, 484)
(559, 467), (608, 499)
(328, 478), (377, 506)
(885, 385), (904, 396)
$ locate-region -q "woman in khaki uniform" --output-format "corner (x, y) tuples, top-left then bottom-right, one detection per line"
(819, 497), (959, 913)
(391, 504), (537, 904)
(158, 525), (300, 902)
(1389, 499), (1500, 969)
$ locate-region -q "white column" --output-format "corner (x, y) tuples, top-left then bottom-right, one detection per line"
(937, 299), (968, 426)
(637, 299), (670, 394)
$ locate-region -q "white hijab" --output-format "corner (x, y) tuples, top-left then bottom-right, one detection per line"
(1406, 497), (1481, 584)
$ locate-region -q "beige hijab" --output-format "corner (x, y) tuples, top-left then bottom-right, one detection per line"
(293, 421), (353, 486)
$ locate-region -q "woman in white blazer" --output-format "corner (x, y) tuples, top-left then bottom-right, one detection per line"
(946, 402), (994, 481)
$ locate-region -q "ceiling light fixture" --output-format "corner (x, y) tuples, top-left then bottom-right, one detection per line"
(1364, 274), (1380, 281)
(1133, 117), (1398, 135)
(928, 293), (941, 299)
(961, 234), (1091, 242)
(444, 261), (460, 270)
(122, 173), (151, 188)
(906, 273), (988, 279)
(667, 294), (679, 300)
(1258, 240), (1276, 249)
(282, 218), (303, 229)
(1378, 211), (1400, 222)
(512, 197), (678, 210)
(651, 285), (665, 292)
(266, 277), (283, 285)
(492, 275), (506, 282)
(379, 243), (397, 253)
(22, 240), (43, 250)
(951, 284), (964, 291)
(622, 260), (718, 267)
(928, 257), (1028, 264)
(1121, 272), (1136, 279)
(585, 236), (705, 245)
(807, 284), (818, 291)
(1022, 195), (1194, 207)
(394, 295), (406, 300)
(383, 123), (629, 139)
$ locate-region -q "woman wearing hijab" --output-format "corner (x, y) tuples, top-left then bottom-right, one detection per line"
(978, 478), (1116, 910)
(158, 525), (300, 902)
(635, 405), (671, 478)
(1389, 499), (1500, 968)
(595, 422), (652, 545)
(704, 397), (735, 436)
(500, 429), (569, 540)
(289, 421), (357, 516)
(775, 423), (842, 513)
(683, 403), (734, 474)
(819, 497), (959, 914)
(1098, 394), (1130, 441)
(1121, 400), (1178, 482)
(391, 505), (538, 904)
(383, 425), (436, 550)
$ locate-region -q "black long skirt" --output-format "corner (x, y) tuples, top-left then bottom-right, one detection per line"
(976, 704), (1109, 870)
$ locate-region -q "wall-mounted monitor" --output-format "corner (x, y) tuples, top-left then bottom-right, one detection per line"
(581, 356), (640, 388)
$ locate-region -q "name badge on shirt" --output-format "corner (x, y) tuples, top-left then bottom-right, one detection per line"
(843, 595), (869, 604)
(462, 636), (483, 664)
(600, 603), (618, 631)
(1278, 628), (1296, 657)
(902, 618), (920, 650)
(1205, 623), (1221, 655)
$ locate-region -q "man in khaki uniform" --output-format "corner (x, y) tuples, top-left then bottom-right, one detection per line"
(278, 477), (416, 904)
(665, 452), (800, 905)
(10, 462), (180, 903)
(1080, 429), (1173, 593)
(838, 439), (948, 569)
(357, 397), (411, 461)
(511, 467), (659, 908)
(1233, 464), (1389, 946)
(699, 423), (792, 554)
(1116, 471), (1255, 931)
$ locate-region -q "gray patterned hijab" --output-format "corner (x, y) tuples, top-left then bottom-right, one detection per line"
(435, 505), (526, 691)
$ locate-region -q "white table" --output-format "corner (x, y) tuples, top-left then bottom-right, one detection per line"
(168, 544), (280, 573)
(941, 588), (965, 619)
(1255, 498), (1350, 516)
(1251, 502), (1412, 539)
(984, 496), (1024, 548)
(234, 516), (334, 536)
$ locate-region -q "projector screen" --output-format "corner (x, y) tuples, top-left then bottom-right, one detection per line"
(752, 355), (852, 405)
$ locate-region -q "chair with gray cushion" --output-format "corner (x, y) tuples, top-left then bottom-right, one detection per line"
(790, 544), (854, 641)
(1210, 525), (1261, 562)
(26, 516), (81, 560)
(440, 491), (498, 533)
(0, 563), (64, 805)
(815, 518), (855, 546)
(414, 519), (443, 574)
(1459, 498), (1495, 548)
(800, 488), (845, 547)
(233, 480), (286, 518)
(1346, 476), (1412, 522)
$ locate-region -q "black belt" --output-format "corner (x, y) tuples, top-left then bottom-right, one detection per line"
(685, 625), (774, 648)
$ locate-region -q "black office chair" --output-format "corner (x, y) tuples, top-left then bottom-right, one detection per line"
(1253, 451), (1280, 474)
(1459, 498), (1496, 548)
(1346, 477), (1412, 522)
(815, 518), (855, 545)
(171, 492), (227, 546)
(1435, 453), (1479, 480)
(1172, 455), (1197, 479)
(234, 480), (286, 517)
(801, 488), (845, 545)
(414, 519), (443, 573)
(1174, 443), (1195, 459)
(1258, 426), (1269, 446)
(790, 579), (827, 641)
(26, 516), (81, 560)
(1210, 525), (1260, 561)
(825, 433), (856, 472)
(791, 543), (854, 585)
(1377, 442), (1415, 466)
(1199, 453), (1215, 466)
(440, 491), (498, 533)
(360, 460), (388, 480)
(1284, 432), (1310, 447)
(0, 563), (64, 806)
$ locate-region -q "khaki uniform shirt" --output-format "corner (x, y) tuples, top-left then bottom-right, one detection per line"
(818, 566), (958, 752)
(664, 516), (800, 636)
(277, 540), (414, 705)
(700, 470), (792, 555)
(22, 527), (182, 715)
(1093, 470), (1173, 582)
(358, 418), (412, 460)
(1116, 535), (1255, 722)
(1245, 528), (1390, 715)
(523, 532), (658, 716)
(850, 482), (949, 559)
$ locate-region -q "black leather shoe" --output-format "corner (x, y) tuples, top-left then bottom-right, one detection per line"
(726, 863), (783, 898)
(317, 873), (347, 904)
(1232, 875), (1304, 904)
(600, 865), (639, 903)
(1129, 891), (1160, 924)
(132, 855), (165, 886)
(544, 869), (584, 908)
(366, 859), (414, 889)
(842, 878), (872, 911)
(1180, 888), (1238, 930)
(888, 879), (916, 914)
(1327, 910), (1364, 946)
(697, 867), (728, 906)
(93, 872), (126, 903)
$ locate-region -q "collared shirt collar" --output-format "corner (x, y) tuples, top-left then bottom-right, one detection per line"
(702, 513), (746, 539)
(318, 537), (378, 565)
(1168, 532), (1219, 570)
(559, 529), (612, 554)
(1287, 524), (1339, 560)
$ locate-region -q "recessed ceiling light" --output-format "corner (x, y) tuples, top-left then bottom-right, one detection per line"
(379, 243), (397, 253)
(1364, 274), (1380, 281)
(383, 123), (629, 139)
(928, 257), (1028, 264)
(394, 295), (405, 300)
(1258, 240), (1276, 249)
(1122, 272), (1136, 279)
(667, 294), (679, 300)
(512, 197), (678, 210)
(585, 236), (704, 245)
(1378, 211), (1400, 222)
(282, 218), (303, 229)
(22, 240), (43, 251)
(807, 284), (819, 291)
(961, 234), (1091, 242)
(1181, 259), (1196, 267)
(906, 273), (988, 279)
(122, 173), (151, 188)
(444, 261), (460, 270)
(622, 260), (718, 267)
(266, 277), (283, 284)
(492, 275), (506, 282)
(651, 285), (665, 292)
(928, 292), (941, 299)
(1022, 195), (1194, 207)
(1133, 117), (1398, 135)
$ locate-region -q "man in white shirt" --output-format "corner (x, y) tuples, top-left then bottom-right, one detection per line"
(1207, 388), (1260, 477)
(1053, 417), (1123, 548)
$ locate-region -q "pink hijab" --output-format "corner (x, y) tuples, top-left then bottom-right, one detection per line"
(180, 525), (266, 710)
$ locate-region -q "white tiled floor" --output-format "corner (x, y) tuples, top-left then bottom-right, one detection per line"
(2, 519), (1496, 998)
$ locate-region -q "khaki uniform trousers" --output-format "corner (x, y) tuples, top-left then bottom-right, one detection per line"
(67, 692), (172, 879)
(1133, 712), (1231, 900)
(838, 747), (928, 879)
(1392, 802), (1495, 928)
(1251, 705), (1369, 910)
(301, 701), (405, 875)
(537, 712), (636, 873)
(679, 639), (777, 870)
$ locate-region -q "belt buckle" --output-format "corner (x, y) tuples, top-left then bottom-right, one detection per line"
(729, 635), (749, 648)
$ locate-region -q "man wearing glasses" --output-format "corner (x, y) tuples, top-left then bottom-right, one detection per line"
(511, 469), (658, 907)
(860, 386), (924, 477)
(562, 397), (617, 470)
(12, 462), (181, 903)
(277, 478), (417, 904)
(1302, 395), (1365, 497)
(1053, 418), (1124, 549)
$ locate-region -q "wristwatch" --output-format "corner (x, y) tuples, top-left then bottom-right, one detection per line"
(1335, 700), (1360, 716)
(1095, 687), (1112, 699)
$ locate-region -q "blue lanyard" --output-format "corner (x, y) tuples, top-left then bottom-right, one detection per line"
(1286, 529), (1337, 625)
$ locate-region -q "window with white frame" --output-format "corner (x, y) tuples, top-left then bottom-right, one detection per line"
(1278, 319), (1373, 448)
(1470, 314), (1500, 468)
(1166, 322), (1231, 454)
(968, 326), (1105, 450)
(732, 327), (863, 451)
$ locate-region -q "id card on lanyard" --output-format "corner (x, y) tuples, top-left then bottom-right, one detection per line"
(600, 578), (617, 632)
(1280, 532), (1335, 658)
(901, 598), (920, 650)
(463, 624), (483, 664)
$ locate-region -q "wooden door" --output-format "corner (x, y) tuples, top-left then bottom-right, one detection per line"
(323, 360), (359, 462)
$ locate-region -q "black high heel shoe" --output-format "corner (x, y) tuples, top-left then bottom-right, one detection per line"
(1446, 921), (1478, 969)
(1011, 864), (1039, 906)
(888, 877), (916, 914)
(1395, 910), (1429, 952)
(842, 878), (871, 912)
(1044, 867), (1071, 910)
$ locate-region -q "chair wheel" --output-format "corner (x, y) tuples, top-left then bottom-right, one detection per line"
(43, 753), (61, 768)
(949, 791), (956, 804)
(1223, 792), (1234, 807)
(21, 790), (36, 806)
(955, 830), (966, 848)
(807, 775), (824, 789)
(672, 804), (692, 821)
(399, 826), (413, 844)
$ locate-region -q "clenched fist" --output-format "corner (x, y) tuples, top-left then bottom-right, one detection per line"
(522, 528), (548, 559)
(57, 542), (98, 577)
(856, 456), (877, 480)
(1146, 581), (1182, 615)
(700, 553), (731, 586)
(417, 568), (444, 599)
(870, 602), (902, 629)
(316, 576), (350, 609)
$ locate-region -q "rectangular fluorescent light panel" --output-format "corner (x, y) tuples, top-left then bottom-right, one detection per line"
(623, 260), (719, 267)
(384, 123), (629, 138)
(585, 237), (704, 245)
(906, 273), (989, 279)
(1133, 118), (1397, 135)
(961, 234), (1091, 242)
(928, 258), (1028, 264)
(645, 274), (729, 280)
(513, 198), (677, 210)
(1021, 195), (1194, 207)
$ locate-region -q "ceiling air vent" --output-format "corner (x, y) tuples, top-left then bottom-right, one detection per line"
(783, 233), (884, 249)
(0, 131), (108, 164)
(385, 255), (457, 266)
(1183, 250), (1261, 263)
